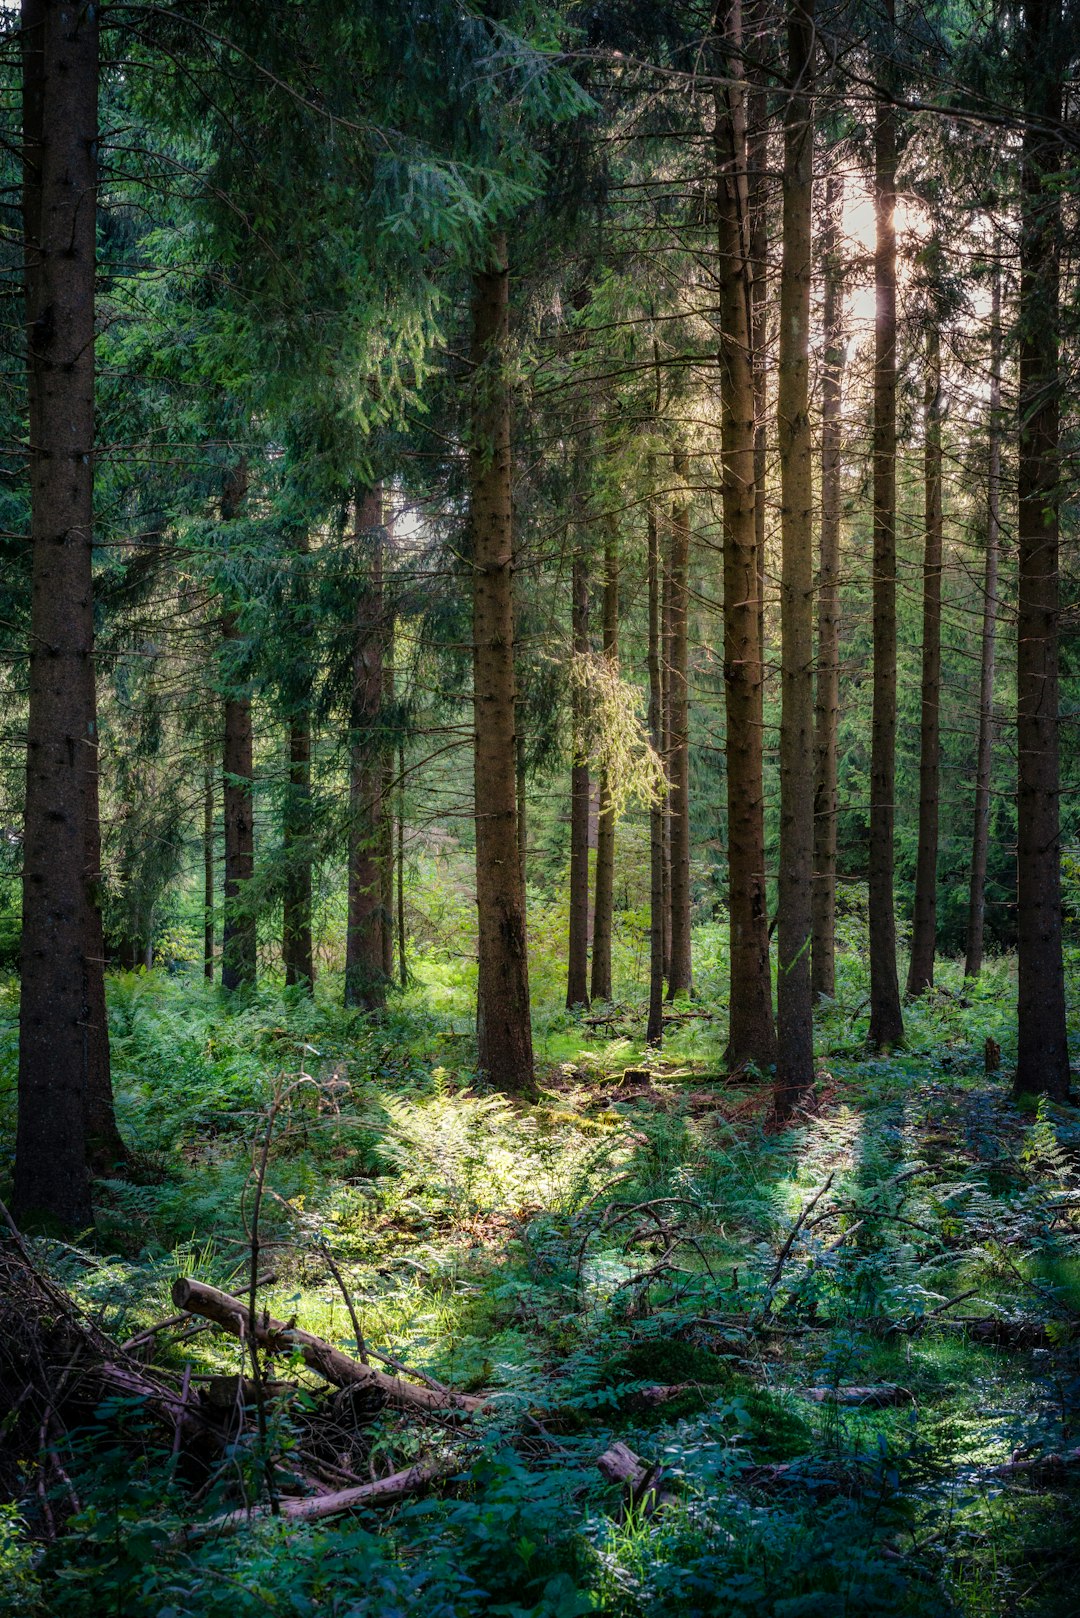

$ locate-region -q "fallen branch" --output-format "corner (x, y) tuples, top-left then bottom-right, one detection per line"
(596, 1441), (672, 1514)
(800, 1384), (915, 1408)
(183, 1457), (455, 1539)
(171, 1278), (486, 1414)
(766, 1173), (836, 1294)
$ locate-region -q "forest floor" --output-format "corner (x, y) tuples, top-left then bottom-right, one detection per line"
(2, 947), (1080, 1617)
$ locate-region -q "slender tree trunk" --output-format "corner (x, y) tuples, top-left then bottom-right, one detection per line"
(747, 0), (769, 698)
(220, 461), (255, 993)
(283, 532), (314, 988)
(14, 0), (104, 1223)
(715, 0), (776, 1071)
(203, 744), (215, 981)
(812, 172), (844, 1002)
(906, 326), (944, 997)
(667, 450), (692, 998)
(397, 735), (407, 989)
(1015, 0), (1068, 1100)
(591, 525), (619, 1003)
(867, 11), (905, 1050)
(84, 654), (123, 1171)
(647, 489), (665, 1046)
(470, 235), (534, 1095)
(381, 626), (396, 983)
(345, 487), (387, 1011)
(661, 540), (673, 981)
(567, 548), (591, 1008)
(773, 0), (816, 1123)
(965, 259), (1002, 980)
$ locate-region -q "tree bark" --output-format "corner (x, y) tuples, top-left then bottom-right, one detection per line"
(647, 489), (665, 1046)
(661, 536), (673, 981)
(381, 627), (396, 984)
(397, 735), (407, 989)
(906, 326), (944, 997)
(567, 547), (590, 1008)
(964, 257), (1002, 980)
(220, 464), (255, 993)
(747, 0), (770, 695)
(591, 525), (619, 1002)
(345, 486), (387, 1011)
(667, 450), (692, 998)
(773, 0), (816, 1123)
(283, 532), (314, 989)
(203, 743), (215, 981)
(867, 10), (905, 1050)
(14, 0), (103, 1224)
(1015, 0), (1068, 1100)
(470, 235), (535, 1095)
(812, 172), (844, 1002)
(714, 0), (777, 1071)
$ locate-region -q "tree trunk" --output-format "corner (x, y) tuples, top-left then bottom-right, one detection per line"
(747, 0), (770, 697)
(867, 10), (905, 1050)
(812, 172), (844, 1002)
(470, 235), (535, 1096)
(661, 537), (673, 981)
(906, 326), (944, 997)
(83, 655), (123, 1171)
(381, 627), (396, 984)
(714, 0), (777, 1071)
(1015, 0), (1068, 1100)
(397, 735), (408, 989)
(203, 743), (215, 981)
(345, 487), (387, 1011)
(220, 461), (255, 993)
(667, 449), (692, 998)
(646, 489), (665, 1046)
(773, 0), (816, 1124)
(964, 257), (1001, 980)
(14, 0), (103, 1225)
(283, 533), (314, 988)
(591, 525), (619, 1002)
(567, 547), (590, 1008)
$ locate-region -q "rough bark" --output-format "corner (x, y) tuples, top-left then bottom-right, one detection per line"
(647, 490), (665, 1046)
(14, 0), (102, 1224)
(867, 13), (905, 1050)
(283, 534), (314, 989)
(773, 0), (816, 1123)
(220, 466), (255, 993)
(470, 235), (535, 1095)
(203, 744), (214, 981)
(345, 487), (387, 1011)
(381, 622), (396, 983)
(1015, 0), (1068, 1100)
(714, 0), (777, 1071)
(397, 736), (408, 989)
(965, 258), (1001, 980)
(567, 548), (591, 1008)
(83, 657), (123, 1171)
(661, 538), (673, 981)
(906, 326), (944, 997)
(667, 451), (692, 999)
(812, 173), (844, 1002)
(591, 526), (619, 1002)
(747, 0), (770, 689)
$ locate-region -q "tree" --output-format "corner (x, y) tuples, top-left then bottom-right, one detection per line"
(14, 0), (116, 1225)
(220, 463), (256, 992)
(282, 529), (314, 988)
(591, 523), (619, 1002)
(345, 487), (389, 1011)
(470, 235), (535, 1096)
(714, 0), (776, 1071)
(867, 0), (905, 1050)
(566, 545), (590, 1008)
(1014, 0), (1068, 1100)
(773, 0), (816, 1121)
(906, 319), (944, 997)
(666, 448), (692, 999)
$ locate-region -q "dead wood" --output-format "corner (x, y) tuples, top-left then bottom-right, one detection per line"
(800, 1384), (915, 1407)
(596, 1442), (673, 1513)
(183, 1457), (455, 1538)
(171, 1277), (486, 1413)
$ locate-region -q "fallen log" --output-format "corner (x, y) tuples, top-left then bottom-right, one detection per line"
(181, 1457), (456, 1540)
(171, 1278), (486, 1414)
(800, 1384), (915, 1408)
(596, 1442), (672, 1513)
(983, 1445), (1080, 1482)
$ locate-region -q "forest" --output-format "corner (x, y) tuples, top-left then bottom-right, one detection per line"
(2, 0), (1080, 1612)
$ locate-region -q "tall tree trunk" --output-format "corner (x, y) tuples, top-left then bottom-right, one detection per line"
(1015, 0), (1068, 1100)
(381, 624), (396, 983)
(965, 258), (1002, 980)
(220, 462), (255, 993)
(14, 0), (104, 1224)
(345, 487), (387, 1011)
(283, 533), (314, 988)
(715, 0), (777, 1071)
(470, 235), (535, 1095)
(567, 547), (591, 1008)
(906, 326), (944, 997)
(397, 735), (407, 989)
(773, 0), (816, 1123)
(867, 8), (905, 1050)
(84, 656), (123, 1171)
(203, 743), (215, 982)
(812, 172), (844, 1002)
(591, 525), (619, 1002)
(667, 450), (692, 998)
(747, 0), (770, 700)
(646, 488), (665, 1046)
(661, 538), (673, 981)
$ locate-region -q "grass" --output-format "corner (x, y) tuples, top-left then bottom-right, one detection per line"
(2, 924), (1080, 1616)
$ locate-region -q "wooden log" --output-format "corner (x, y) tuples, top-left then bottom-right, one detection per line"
(171, 1278), (485, 1414)
(799, 1384), (914, 1407)
(181, 1458), (453, 1540)
(596, 1442), (672, 1513)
